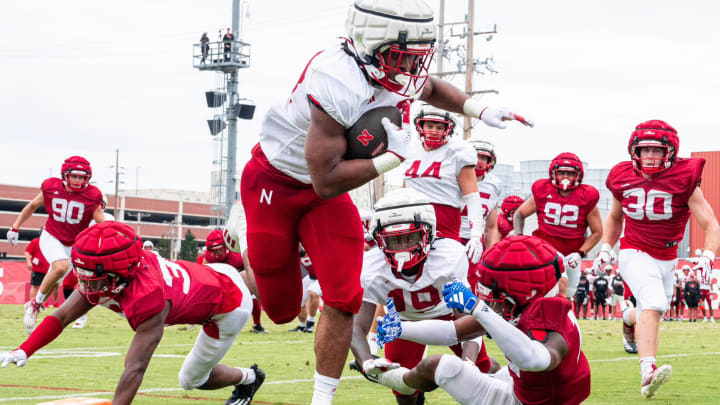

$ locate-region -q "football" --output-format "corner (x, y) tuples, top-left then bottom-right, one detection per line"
(344, 106), (402, 160)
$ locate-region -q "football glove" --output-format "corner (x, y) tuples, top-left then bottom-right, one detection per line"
(0, 349), (27, 368)
(223, 202), (244, 253)
(566, 252), (582, 269)
(376, 297), (402, 347)
(442, 280), (478, 315)
(479, 107), (534, 129)
(6, 228), (19, 246)
(381, 118), (412, 161)
(593, 243), (616, 269)
(465, 237), (484, 264)
(689, 250), (715, 282)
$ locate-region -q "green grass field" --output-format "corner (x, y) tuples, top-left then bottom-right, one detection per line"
(0, 305), (718, 404)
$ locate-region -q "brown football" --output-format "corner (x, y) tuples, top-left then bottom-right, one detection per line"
(344, 106), (402, 160)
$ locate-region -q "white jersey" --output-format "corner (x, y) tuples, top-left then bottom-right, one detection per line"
(403, 136), (477, 208)
(259, 42), (411, 184)
(459, 172), (503, 240)
(360, 239), (469, 321)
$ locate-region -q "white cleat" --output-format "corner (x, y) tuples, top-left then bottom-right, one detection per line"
(641, 364), (672, 398)
(72, 314), (88, 329)
(23, 299), (43, 334)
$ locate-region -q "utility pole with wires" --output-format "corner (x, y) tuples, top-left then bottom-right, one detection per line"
(109, 149), (125, 218)
(435, 0), (499, 139)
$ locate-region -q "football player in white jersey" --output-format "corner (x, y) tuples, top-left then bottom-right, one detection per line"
(350, 188), (494, 405)
(460, 138), (502, 248)
(403, 107), (486, 266)
(224, 2), (532, 403)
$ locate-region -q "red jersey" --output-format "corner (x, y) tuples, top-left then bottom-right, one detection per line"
(606, 158), (704, 260)
(531, 179), (598, 255)
(510, 297), (591, 405)
(497, 215), (513, 239)
(102, 252), (243, 331)
(204, 250), (244, 270)
(41, 178), (103, 246)
(25, 238), (50, 273)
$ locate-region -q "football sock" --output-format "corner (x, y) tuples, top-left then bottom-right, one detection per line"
(311, 371), (338, 405)
(35, 292), (47, 305)
(308, 316), (316, 323)
(235, 367), (256, 385)
(623, 308), (634, 326)
(640, 357), (656, 377)
(299, 321), (307, 328)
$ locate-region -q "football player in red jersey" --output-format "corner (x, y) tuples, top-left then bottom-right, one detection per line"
(597, 120), (720, 398)
(202, 229), (268, 334)
(6, 156), (105, 334)
(372, 236), (590, 405)
(513, 153), (602, 298)
(497, 195), (524, 239)
(0, 222), (265, 405)
(222, 2), (532, 402)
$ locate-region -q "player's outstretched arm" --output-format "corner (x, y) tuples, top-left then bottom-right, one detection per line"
(688, 186), (720, 257)
(114, 303), (169, 405)
(601, 198), (624, 247)
(350, 301), (379, 364)
(305, 103), (388, 199)
(580, 206), (603, 255)
(7, 193), (43, 245)
(420, 77), (534, 128)
(513, 197), (537, 235)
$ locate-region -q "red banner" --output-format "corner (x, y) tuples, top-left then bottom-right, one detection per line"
(0, 261), (64, 305)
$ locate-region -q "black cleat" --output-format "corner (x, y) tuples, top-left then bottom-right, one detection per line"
(252, 324), (268, 334)
(288, 325), (306, 332)
(304, 320), (315, 333)
(226, 364), (265, 405)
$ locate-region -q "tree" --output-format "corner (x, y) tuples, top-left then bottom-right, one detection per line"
(157, 237), (171, 259)
(179, 230), (199, 261)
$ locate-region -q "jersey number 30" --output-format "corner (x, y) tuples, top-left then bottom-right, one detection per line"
(623, 188), (673, 220)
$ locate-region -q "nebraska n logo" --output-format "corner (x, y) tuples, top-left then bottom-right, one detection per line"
(358, 129), (374, 147)
(260, 188), (273, 205)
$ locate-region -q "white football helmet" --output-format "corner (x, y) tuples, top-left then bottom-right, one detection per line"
(414, 106), (456, 150)
(371, 188), (435, 274)
(467, 138), (496, 177)
(345, 0), (436, 97)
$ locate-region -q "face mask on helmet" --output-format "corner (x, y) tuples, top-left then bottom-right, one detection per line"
(345, 1), (437, 97)
(468, 139), (496, 178)
(415, 111), (454, 149)
(549, 153), (583, 191)
(628, 120), (678, 175)
(75, 267), (127, 305)
(205, 229), (229, 261)
(376, 222), (432, 274)
(61, 156), (92, 191)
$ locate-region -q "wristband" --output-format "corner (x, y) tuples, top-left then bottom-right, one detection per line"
(462, 98), (485, 119)
(11, 227), (19, 232)
(579, 250), (587, 259)
(372, 152), (402, 175)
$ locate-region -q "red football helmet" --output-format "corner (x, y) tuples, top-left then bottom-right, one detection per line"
(414, 108), (456, 149)
(549, 152), (584, 191)
(205, 229), (229, 261)
(345, 1), (436, 97)
(500, 195), (524, 222)
(71, 221), (143, 305)
(61, 156), (92, 191)
(468, 138), (496, 178)
(475, 235), (562, 323)
(628, 120), (679, 175)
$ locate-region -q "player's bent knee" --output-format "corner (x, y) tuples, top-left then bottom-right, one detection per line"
(178, 369), (210, 390)
(433, 355), (465, 386)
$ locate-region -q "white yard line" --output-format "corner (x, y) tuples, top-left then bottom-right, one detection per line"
(589, 351), (720, 362)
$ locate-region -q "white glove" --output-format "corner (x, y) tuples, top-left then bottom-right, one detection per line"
(6, 228), (19, 246)
(465, 238), (484, 264)
(566, 252), (582, 269)
(362, 357), (400, 377)
(479, 107), (534, 129)
(223, 202), (244, 253)
(0, 349), (27, 368)
(689, 250), (715, 281)
(593, 243), (616, 269)
(381, 118), (412, 161)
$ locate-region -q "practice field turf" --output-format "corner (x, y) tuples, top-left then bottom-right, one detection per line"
(0, 305), (718, 404)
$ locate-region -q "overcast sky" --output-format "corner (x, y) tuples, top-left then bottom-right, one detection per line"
(1, 1), (718, 196)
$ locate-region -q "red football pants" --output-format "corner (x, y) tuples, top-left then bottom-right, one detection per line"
(240, 146), (364, 324)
